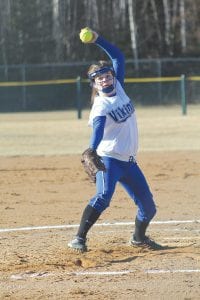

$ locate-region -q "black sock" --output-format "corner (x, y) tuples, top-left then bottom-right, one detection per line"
(77, 205), (101, 239)
(134, 217), (149, 242)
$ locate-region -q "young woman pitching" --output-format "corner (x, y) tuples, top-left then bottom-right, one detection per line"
(68, 28), (162, 252)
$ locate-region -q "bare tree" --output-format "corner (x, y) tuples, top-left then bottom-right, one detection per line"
(180, 0), (186, 53)
(0, 0), (11, 67)
(52, 0), (63, 61)
(85, 0), (99, 29)
(163, 0), (171, 53)
(0, 0), (200, 64)
(150, 0), (162, 46)
(128, 0), (138, 69)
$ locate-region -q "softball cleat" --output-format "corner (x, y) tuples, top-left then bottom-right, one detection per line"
(130, 236), (163, 250)
(68, 237), (87, 252)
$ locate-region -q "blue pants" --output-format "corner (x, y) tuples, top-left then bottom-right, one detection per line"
(89, 156), (156, 223)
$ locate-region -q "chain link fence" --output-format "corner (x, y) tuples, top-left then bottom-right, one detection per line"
(0, 58), (200, 113)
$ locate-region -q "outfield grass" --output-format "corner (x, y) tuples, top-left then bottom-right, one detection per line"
(0, 104), (199, 156)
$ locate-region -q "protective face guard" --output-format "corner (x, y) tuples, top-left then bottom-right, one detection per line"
(88, 66), (116, 94)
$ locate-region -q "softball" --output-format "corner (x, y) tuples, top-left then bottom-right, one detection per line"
(79, 27), (93, 43)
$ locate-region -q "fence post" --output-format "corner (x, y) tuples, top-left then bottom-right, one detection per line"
(22, 65), (27, 111)
(180, 74), (187, 115)
(157, 59), (162, 104)
(76, 76), (82, 119)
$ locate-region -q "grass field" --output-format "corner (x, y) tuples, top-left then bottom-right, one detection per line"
(0, 104), (199, 156)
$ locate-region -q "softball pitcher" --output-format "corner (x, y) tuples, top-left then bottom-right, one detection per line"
(68, 28), (162, 252)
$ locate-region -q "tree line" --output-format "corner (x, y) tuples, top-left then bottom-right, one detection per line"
(0, 0), (199, 65)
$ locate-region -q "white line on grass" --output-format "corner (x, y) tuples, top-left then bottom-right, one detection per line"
(0, 219), (199, 233)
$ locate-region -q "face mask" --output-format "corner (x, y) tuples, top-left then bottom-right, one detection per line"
(94, 73), (115, 94)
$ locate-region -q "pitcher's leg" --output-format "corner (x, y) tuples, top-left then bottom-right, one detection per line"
(89, 157), (120, 213)
(120, 163), (162, 249)
(120, 162), (156, 224)
(68, 205), (101, 252)
(68, 157), (122, 252)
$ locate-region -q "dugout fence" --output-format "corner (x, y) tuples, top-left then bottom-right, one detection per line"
(0, 58), (200, 116)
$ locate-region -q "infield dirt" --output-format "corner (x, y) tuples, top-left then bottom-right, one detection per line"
(0, 151), (199, 299)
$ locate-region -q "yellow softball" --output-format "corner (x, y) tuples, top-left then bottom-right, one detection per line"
(79, 27), (93, 43)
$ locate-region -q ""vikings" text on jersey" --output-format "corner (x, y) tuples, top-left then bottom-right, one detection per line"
(108, 101), (135, 123)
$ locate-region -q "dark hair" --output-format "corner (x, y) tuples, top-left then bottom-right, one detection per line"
(87, 61), (114, 104)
